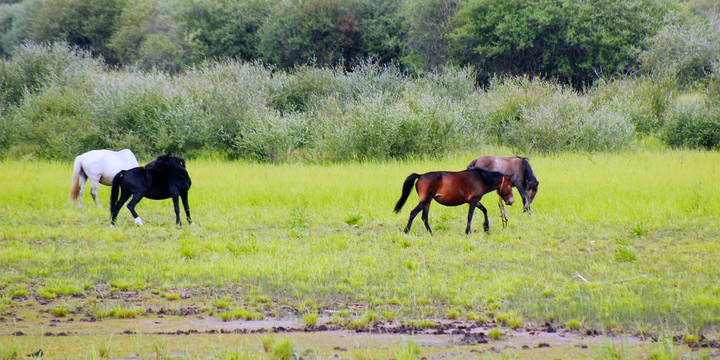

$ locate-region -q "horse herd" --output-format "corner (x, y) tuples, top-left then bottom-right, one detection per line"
(69, 149), (539, 233)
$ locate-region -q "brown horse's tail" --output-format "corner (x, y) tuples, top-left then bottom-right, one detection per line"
(69, 157), (83, 202)
(394, 173), (420, 213)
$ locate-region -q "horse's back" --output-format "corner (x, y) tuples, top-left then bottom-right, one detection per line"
(417, 170), (478, 206)
(468, 155), (523, 179)
(78, 149), (140, 185)
(468, 155), (506, 171)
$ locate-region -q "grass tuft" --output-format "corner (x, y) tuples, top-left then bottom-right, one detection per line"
(271, 339), (295, 360)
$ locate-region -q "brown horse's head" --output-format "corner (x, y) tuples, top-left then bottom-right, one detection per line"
(498, 175), (515, 206)
(524, 178), (539, 210)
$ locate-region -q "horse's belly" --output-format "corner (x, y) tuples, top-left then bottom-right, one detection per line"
(433, 194), (466, 206)
(99, 176), (115, 186)
(145, 192), (172, 200)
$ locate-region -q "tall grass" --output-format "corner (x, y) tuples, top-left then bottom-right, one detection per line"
(3, 43), (718, 161)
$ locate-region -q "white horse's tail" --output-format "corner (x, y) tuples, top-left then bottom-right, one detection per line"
(70, 156), (83, 202)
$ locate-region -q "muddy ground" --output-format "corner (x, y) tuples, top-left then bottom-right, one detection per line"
(0, 289), (718, 359)
(2, 311), (719, 359)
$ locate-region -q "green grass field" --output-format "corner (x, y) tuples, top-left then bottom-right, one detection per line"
(1, 149), (719, 358)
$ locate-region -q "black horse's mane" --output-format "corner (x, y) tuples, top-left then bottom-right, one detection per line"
(146, 154), (190, 183)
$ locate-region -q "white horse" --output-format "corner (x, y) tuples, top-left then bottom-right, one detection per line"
(70, 149), (140, 208)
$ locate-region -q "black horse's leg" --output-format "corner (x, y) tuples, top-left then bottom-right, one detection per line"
(404, 201), (426, 233)
(466, 200), (479, 234)
(477, 203), (490, 232)
(126, 194), (145, 226)
(110, 191), (132, 227)
(171, 195), (181, 226)
(181, 191), (192, 225)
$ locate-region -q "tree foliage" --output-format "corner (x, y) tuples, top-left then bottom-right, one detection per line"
(0, 0), (715, 86)
(451, 0), (675, 87)
(28, 0), (125, 64)
(257, 0), (402, 69)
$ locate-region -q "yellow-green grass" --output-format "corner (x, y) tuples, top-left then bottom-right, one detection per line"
(0, 149), (719, 335)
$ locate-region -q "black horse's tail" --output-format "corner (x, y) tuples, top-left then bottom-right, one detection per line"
(110, 171), (125, 215)
(394, 173), (420, 213)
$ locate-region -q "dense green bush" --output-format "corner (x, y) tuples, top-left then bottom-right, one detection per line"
(662, 98), (720, 149)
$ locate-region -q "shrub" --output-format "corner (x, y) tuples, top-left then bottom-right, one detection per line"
(0, 42), (99, 107)
(641, 17), (720, 84)
(661, 101), (720, 149)
(494, 88), (634, 153)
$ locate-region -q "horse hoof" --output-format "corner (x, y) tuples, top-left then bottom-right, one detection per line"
(110, 224), (115, 228)
(134, 217), (144, 226)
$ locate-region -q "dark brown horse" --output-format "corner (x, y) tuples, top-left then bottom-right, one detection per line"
(467, 155), (539, 212)
(394, 168), (514, 234)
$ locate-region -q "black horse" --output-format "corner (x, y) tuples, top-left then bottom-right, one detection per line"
(110, 154), (192, 227)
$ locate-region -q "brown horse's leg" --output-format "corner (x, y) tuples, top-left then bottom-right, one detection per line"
(404, 201), (426, 233)
(421, 201), (432, 234)
(476, 203), (489, 232)
(466, 200), (479, 234)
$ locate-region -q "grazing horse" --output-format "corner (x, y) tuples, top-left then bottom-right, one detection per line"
(69, 149), (140, 208)
(394, 168), (514, 234)
(467, 155), (539, 212)
(110, 154), (192, 227)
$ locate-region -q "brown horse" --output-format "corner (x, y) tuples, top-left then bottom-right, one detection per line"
(394, 168), (514, 234)
(467, 155), (539, 212)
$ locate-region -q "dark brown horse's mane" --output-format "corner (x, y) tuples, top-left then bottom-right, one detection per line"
(519, 157), (538, 189)
(472, 168), (506, 186)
